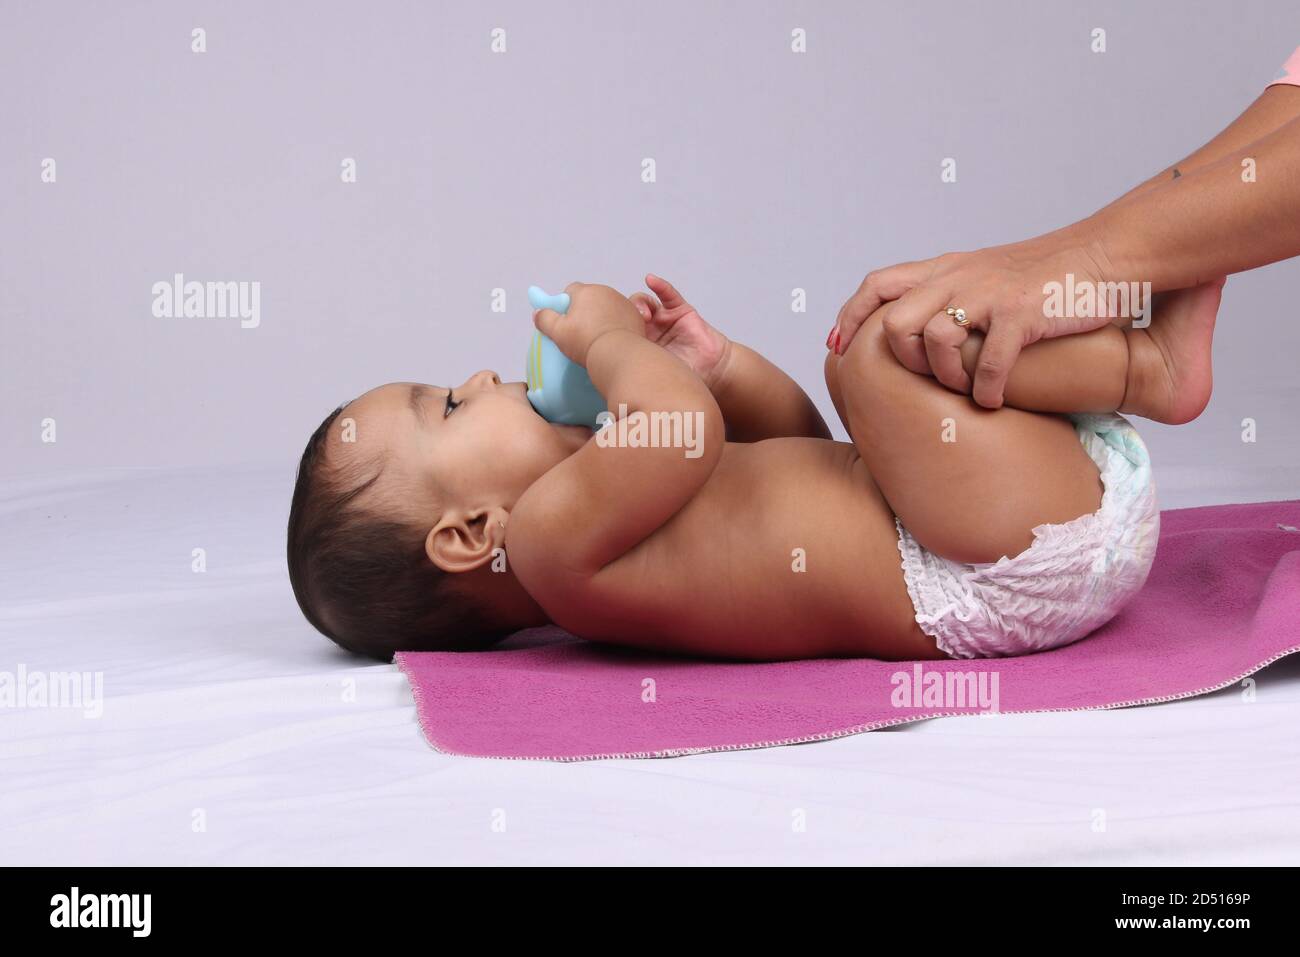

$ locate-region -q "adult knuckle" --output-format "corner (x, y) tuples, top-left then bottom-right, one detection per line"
(880, 311), (904, 336)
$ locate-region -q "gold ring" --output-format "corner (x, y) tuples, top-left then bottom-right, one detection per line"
(946, 306), (970, 327)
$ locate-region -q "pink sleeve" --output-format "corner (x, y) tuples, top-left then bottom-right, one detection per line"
(1267, 46), (1300, 89)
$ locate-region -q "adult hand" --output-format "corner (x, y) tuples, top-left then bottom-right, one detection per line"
(831, 236), (1120, 408)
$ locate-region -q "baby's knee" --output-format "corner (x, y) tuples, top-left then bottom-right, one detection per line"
(837, 313), (908, 407)
(823, 350), (847, 420)
(823, 349), (842, 398)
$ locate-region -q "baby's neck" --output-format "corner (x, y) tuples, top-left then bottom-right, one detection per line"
(469, 566), (550, 634)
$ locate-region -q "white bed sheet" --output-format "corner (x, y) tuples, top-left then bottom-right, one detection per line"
(2, 465), (1299, 866)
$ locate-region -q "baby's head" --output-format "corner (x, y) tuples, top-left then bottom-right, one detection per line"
(286, 372), (591, 660)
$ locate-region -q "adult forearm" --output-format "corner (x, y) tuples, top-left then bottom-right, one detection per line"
(1103, 85), (1300, 209)
(1079, 113), (1300, 290)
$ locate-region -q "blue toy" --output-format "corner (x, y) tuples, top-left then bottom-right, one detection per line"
(526, 285), (607, 428)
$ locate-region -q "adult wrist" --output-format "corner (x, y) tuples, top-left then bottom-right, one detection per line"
(1045, 213), (1147, 287)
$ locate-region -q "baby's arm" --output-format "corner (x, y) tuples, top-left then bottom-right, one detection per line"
(708, 340), (831, 442)
(635, 274), (830, 442)
(510, 284), (725, 603)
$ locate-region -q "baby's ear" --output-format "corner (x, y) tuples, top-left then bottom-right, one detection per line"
(425, 508), (508, 573)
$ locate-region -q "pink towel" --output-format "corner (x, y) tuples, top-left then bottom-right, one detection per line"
(397, 500), (1300, 761)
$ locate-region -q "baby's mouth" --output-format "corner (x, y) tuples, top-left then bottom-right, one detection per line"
(507, 381), (546, 418)
(510, 379), (594, 441)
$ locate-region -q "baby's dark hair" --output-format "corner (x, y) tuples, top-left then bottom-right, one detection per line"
(286, 405), (508, 661)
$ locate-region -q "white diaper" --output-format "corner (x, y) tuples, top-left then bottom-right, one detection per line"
(896, 412), (1160, 659)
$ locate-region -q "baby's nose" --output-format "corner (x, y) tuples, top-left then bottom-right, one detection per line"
(467, 370), (501, 390)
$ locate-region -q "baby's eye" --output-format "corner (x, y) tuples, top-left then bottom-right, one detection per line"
(443, 390), (461, 417)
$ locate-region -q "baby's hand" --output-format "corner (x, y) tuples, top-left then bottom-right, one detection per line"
(631, 274), (730, 387)
(533, 283), (645, 367)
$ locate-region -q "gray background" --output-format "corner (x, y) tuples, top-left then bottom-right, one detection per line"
(4, 0), (1299, 504)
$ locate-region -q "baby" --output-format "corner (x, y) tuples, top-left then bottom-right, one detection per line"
(287, 274), (1222, 662)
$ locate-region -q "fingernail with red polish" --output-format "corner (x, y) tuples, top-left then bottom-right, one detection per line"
(826, 326), (836, 348)
(833, 331), (842, 355)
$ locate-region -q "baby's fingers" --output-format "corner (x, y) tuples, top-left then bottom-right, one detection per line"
(628, 292), (658, 322)
(645, 273), (687, 310)
(532, 307), (566, 342)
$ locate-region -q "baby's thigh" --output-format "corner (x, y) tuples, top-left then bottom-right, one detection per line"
(838, 315), (1102, 566)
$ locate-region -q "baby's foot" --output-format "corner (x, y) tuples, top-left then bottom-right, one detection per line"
(1120, 278), (1225, 425)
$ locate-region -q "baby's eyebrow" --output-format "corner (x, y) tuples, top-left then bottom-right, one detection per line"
(408, 384), (433, 427)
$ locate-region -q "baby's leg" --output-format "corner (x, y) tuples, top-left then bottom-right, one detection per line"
(824, 280), (1220, 564)
(827, 317), (1096, 565)
(962, 280), (1222, 425)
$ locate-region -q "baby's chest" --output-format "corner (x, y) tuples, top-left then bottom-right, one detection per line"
(584, 461), (881, 653)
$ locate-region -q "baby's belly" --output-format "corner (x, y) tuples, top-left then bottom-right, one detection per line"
(583, 439), (918, 660)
